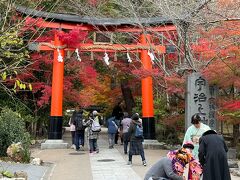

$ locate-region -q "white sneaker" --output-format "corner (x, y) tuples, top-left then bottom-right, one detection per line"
(70, 144), (75, 149)
(79, 145), (84, 151)
(143, 160), (147, 166)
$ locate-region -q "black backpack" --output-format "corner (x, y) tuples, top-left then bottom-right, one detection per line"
(74, 113), (84, 131)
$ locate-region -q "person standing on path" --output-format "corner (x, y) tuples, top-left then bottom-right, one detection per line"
(85, 110), (101, 155)
(69, 111), (76, 149)
(112, 101), (124, 144)
(73, 109), (85, 151)
(198, 130), (231, 180)
(92, 110), (101, 152)
(127, 113), (146, 166)
(107, 116), (118, 149)
(183, 114), (211, 159)
(121, 112), (132, 154)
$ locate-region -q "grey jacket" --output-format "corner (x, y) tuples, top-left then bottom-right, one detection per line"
(144, 157), (183, 180)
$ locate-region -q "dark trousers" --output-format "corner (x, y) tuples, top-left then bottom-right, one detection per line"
(75, 130), (85, 149)
(89, 139), (97, 153)
(128, 150), (145, 162)
(115, 131), (119, 144)
(71, 131), (75, 145)
(123, 133), (129, 154)
(124, 141), (128, 154)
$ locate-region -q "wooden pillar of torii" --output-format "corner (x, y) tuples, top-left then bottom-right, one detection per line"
(48, 32), (65, 139)
(140, 34), (155, 139)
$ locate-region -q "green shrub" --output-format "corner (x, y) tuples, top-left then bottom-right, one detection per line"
(0, 108), (31, 157)
(63, 115), (70, 127)
(6, 142), (31, 163)
(156, 123), (181, 145)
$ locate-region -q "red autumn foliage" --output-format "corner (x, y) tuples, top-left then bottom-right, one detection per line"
(131, 68), (162, 79)
(58, 29), (88, 48)
(223, 101), (240, 111)
(79, 65), (98, 87)
(88, 0), (99, 6)
(37, 85), (52, 107)
(164, 73), (185, 94)
(192, 21), (240, 114)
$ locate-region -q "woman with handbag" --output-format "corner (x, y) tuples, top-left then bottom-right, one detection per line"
(127, 113), (146, 166)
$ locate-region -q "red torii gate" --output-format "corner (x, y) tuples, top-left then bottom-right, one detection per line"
(17, 6), (176, 140)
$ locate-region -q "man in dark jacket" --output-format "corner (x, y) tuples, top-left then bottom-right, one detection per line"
(73, 109), (85, 151)
(198, 130), (231, 180)
(112, 102), (123, 144)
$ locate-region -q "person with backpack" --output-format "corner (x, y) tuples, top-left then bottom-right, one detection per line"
(85, 110), (101, 155)
(127, 113), (146, 166)
(73, 109), (86, 151)
(107, 116), (118, 149)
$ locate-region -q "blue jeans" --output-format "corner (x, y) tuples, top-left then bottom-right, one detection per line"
(89, 139), (97, 153)
(108, 133), (115, 147)
(75, 130), (85, 149)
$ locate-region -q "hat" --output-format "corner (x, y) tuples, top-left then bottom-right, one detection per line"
(202, 130), (217, 136)
(93, 110), (98, 115)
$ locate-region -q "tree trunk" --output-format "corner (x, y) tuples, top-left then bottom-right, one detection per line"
(120, 79), (135, 115)
(231, 86), (239, 147)
(232, 123), (239, 147)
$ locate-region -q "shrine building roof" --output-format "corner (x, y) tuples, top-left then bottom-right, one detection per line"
(16, 6), (173, 27)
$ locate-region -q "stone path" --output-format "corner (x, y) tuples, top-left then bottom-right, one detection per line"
(1, 128), (239, 180)
(90, 138), (141, 180)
